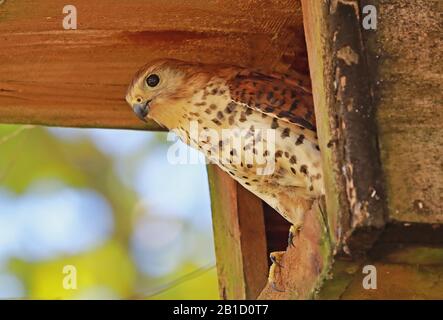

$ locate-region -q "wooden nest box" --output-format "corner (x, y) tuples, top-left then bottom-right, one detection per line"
(0, 0), (441, 299)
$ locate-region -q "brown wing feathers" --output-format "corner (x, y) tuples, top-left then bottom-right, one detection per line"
(227, 70), (316, 131)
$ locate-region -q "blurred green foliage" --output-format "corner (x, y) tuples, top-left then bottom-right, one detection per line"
(0, 124), (218, 299)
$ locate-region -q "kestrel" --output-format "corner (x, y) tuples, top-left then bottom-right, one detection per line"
(126, 59), (325, 288)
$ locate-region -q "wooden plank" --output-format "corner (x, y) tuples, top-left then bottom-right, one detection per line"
(0, 0), (305, 130)
(301, 0), (387, 254)
(207, 165), (268, 299)
(362, 0), (443, 223)
(300, 0), (343, 248)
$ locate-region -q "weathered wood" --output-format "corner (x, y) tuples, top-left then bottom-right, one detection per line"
(319, 223), (443, 299)
(301, 0), (442, 300)
(302, 0), (388, 255)
(207, 165), (268, 299)
(0, 0), (305, 130)
(301, 0), (343, 249)
(259, 203), (333, 299)
(362, 0), (443, 223)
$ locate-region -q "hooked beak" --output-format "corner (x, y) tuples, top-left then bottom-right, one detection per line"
(132, 100), (151, 122)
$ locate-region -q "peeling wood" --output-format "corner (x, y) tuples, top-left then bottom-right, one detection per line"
(303, 0), (388, 256)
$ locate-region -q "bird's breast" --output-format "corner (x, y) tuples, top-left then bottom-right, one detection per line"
(171, 82), (324, 198)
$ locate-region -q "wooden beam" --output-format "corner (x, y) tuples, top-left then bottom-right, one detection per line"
(0, 0), (306, 130)
(362, 0), (443, 223)
(300, 0), (443, 299)
(301, 0), (388, 254)
(207, 165), (268, 299)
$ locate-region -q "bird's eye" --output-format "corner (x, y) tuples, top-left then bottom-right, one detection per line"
(146, 74), (160, 87)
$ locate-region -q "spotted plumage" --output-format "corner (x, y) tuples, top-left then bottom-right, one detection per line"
(126, 59), (325, 283)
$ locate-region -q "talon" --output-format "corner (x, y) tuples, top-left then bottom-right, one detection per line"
(268, 254), (285, 293)
(287, 224), (302, 248)
(270, 252), (283, 268)
(288, 232), (294, 247)
(287, 225), (296, 247)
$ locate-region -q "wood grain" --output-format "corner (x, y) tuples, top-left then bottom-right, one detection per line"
(207, 165), (268, 300)
(366, 0), (443, 223)
(0, 0), (305, 130)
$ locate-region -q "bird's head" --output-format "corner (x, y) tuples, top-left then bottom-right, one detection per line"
(126, 59), (212, 126)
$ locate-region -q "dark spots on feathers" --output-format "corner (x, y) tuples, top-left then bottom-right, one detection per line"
(295, 134), (305, 145)
(256, 91), (263, 99)
(291, 118), (315, 131)
(290, 100), (299, 111)
(278, 111), (292, 118)
(281, 128), (290, 139)
(271, 118), (279, 129)
(225, 102), (236, 114)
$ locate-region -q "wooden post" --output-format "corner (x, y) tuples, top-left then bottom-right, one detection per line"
(207, 165), (268, 299)
(300, 0), (443, 298)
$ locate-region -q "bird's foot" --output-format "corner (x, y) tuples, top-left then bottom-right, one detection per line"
(268, 251), (285, 292)
(287, 224), (302, 248)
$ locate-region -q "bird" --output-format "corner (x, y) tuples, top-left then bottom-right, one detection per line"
(126, 59), (325, 289)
